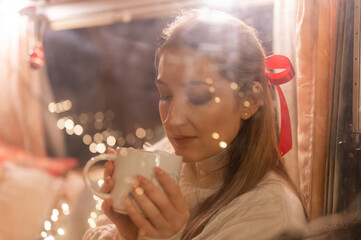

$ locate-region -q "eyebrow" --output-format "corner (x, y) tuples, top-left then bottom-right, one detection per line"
(182, 81), (211, 87)
(155, 79), (167, 86)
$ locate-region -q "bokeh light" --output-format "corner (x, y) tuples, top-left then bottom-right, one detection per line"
(107, 136), (116, 146)
(83, 134), (92, 145)
(212, 132), (220, 139)
(219, 141), (227, 148)
(135, 128), (146, 139)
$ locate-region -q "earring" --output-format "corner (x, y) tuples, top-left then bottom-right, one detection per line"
(243, 112), (248, 117)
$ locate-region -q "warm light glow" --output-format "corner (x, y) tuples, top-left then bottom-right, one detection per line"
(212, 132), (220, 139)
(243, 100), (251, 107)
(96, 143), (106, 153)
(93, 195), (100, 201)
(74, 125), (84, 135)
(65, 119), (74, 130)
(90, 212), (97, 219)
(44, 221), (51, 231)
(117, 137), (125, 147)
(96, 201), (102, 211)
(94, 133), (103, 143)
(209, 86), (215, 93)
(45, 236), (55, 240)
(63, 100), (72, 111)
(48, 102), (57, 113)
(206, 78), (213, 84)
(102, 130), (110, 139)
(145, 129), (154, 140)
(219, 141), (228, 149)
(230, 82), (239, 90)
(135, 128), (146, 139)
(51, 214), (58, 222)
(52, 209), (59, 216)
(95, 112), (104, 122)
(57, 228), (65, 236)
(41, 231), (47, 238)
(62, 203), (69, 211)
(66, 128), (74, 135)
(89, 143), (97, 153)
(83, 134), (92, 145)
(214, 97), (221, 103)
(202, 0), (235, 9)
(98, 179), (104, 187)
(57, 119), (65, 129)
(106, 136), (116, 146)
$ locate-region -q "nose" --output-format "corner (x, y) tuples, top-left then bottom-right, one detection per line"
(163, 98), (187, 127)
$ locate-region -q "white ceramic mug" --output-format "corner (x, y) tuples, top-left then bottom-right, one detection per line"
(83, 147), (183, 214)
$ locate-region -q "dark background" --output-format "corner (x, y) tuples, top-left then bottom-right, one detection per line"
(43, 5), (274, 166)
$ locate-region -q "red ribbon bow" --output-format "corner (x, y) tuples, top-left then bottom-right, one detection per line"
(265, 55), (295, 157)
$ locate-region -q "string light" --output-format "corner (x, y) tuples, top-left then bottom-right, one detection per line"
(57, 228), (65, 236)
(64, 119), (74, 130)
(212, 132), (220, 139)
(135, 128), (146, 139)
(47, 100), (72, 113)
(83, 134), (92, 145)
(74, 125), (84, 135)
(89, 143), (97, 153)
(98, 179), (104, 187)
(106, 136), (116, 146)
(219, 141), (228, 148)
(44, 221), (52, 231)
(56, 119), (65, 130)
(96, 143), (106, 153)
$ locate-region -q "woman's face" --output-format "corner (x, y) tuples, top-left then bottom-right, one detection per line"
(156, 48), (244, 162)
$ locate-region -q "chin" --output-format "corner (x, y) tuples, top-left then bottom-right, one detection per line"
(174, 149), (199, 163)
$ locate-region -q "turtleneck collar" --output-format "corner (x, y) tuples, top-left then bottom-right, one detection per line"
(182, 149), (228, 188)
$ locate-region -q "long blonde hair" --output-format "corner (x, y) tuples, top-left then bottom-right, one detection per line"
(155, 9), (305, 239)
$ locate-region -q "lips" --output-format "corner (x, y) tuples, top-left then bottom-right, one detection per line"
(172, 135), (197, 146)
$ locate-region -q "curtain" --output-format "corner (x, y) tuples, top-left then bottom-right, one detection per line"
(0, 0), (66, 158)
(296, 0), (338, 219)
(273, 0), (300, 192)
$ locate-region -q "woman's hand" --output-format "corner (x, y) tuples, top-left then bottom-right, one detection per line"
(124, 166), (190, 239)
(100, 148), (138, 240)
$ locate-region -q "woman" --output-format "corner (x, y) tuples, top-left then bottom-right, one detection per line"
(84, 9), (307, 240)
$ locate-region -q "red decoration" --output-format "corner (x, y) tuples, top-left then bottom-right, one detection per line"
(28, 45), (44, 69)
(265, 55), (295, 157)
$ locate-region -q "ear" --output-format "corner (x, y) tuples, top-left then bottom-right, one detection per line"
(239, 82), (263, 120)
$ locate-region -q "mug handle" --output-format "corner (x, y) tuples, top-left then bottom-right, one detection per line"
(83, 153), (117, 199)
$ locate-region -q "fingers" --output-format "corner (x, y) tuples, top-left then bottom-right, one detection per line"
(103, 160), (114, 179)
(154, 167), (189, 214)
(100, 176), (114, 193)
(130, 179), (169, 229)
(124, 196), (158, 237)
(102, 198), (120, 222)
(107, 147), (116, 154)
(136, 175), (175, 221)
(101, 149), (115, 193)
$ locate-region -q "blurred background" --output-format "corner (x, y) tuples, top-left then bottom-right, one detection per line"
(0, 0), (360, 239)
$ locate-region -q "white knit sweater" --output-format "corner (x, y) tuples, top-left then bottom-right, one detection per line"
(83, 138), (306, 240)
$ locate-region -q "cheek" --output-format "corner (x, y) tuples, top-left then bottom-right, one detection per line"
(202, 110), (242, 143)
(158, 102), (169, 123)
